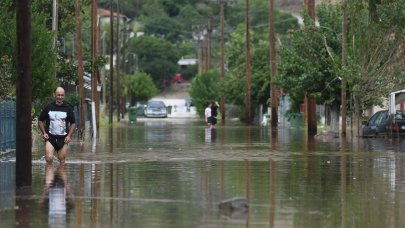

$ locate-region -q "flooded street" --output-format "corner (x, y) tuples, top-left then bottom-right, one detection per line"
(1, 118), (405, 227)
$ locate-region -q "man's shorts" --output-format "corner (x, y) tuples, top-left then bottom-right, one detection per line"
(207, 116), (212, 124)
(47, 134), (66, 151)
(211, 116), (218, 125)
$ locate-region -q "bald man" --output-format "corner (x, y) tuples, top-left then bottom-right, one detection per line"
(38, 87), (76, 164)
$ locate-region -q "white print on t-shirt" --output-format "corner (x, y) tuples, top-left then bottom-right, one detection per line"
(48, 111), (67, 136)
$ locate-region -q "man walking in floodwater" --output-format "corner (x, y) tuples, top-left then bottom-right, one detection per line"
(38, 87), (76, 165)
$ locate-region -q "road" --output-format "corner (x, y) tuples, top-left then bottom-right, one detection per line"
(148, 81), (198, 119)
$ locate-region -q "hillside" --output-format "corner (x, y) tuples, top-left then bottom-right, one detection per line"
(155, 81), (192, 99)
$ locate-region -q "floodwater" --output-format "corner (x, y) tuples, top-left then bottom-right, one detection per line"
(1, 118), (405, 228)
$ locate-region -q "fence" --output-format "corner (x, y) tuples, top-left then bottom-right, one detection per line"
(0, 99), (16, 152)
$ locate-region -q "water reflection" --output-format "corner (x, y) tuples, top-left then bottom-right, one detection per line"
(2, 120), (405, 227)
(205, 127), (217, 143)
(40, 164), (73, 227)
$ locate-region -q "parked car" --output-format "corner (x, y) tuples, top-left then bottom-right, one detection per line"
(185, 97), (193, 107)
(362, 110), (405, 136)
(144, 100), (168, 118)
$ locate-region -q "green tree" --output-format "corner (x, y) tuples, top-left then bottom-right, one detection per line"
(0, 8), (58, 115)
(123, 72), (158, 106)
(127, 36), (182, 89)
(189, 69), (221, 117)
(275, 3), (345, 129)
(0, 55), (13, 100)
(345, 0), (405, 109)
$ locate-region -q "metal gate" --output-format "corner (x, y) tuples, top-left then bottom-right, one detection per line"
(0, 99), (16, 152)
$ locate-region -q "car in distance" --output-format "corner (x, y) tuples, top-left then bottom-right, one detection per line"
(144, 100), (168, 118)
(185, 97), (193, 107)
(362, 110), (405, 137)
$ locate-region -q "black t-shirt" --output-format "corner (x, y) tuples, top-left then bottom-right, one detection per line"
(38, 101), (76, 136)
(211, 106), (218, 117)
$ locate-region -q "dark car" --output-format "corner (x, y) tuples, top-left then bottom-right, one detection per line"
(362, 110), (405, 136)
(185, 97), (193, 107)
(144, 100), (168, 118)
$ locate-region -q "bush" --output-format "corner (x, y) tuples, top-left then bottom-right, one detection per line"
(189, 69), (221, 117)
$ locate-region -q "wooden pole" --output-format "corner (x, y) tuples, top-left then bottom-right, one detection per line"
(269, 0), (278, 128)
(116, 0), (121, 122)
(91, 0), (99, 135)
(109, 0), (114, 125)
(341, 0), (348, 136)
(245, 0), (252, 124)
(305, 0), (317, 136)
(75, 0), (85, 138)
(219, 2), (226, 121)
(16, 0), (32, 187)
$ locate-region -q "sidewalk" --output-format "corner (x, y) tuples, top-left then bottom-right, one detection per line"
(0, 149), (15, 160)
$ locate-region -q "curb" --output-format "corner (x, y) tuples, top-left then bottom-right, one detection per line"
(0, 149), (15, 160)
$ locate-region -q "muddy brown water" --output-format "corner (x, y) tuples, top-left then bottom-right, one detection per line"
(1, 118), (405, 227)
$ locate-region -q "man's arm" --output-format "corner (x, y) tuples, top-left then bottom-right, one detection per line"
(64, 123), (76, 143)
(38, 121), (49, 140)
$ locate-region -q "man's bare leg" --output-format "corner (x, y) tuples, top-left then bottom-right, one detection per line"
(45, 141), (55, 164)
(58, 144), (68, 165)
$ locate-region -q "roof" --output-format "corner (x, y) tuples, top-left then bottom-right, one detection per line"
(98, 8), (127, 19)
(178, 58), (197, 66)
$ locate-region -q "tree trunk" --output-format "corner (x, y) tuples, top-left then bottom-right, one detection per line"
(353, 94), (362, 137)
(330, 101), (340, 133)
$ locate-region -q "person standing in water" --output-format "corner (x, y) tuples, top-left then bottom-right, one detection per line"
(204, 102), (212, 127)
(38, 87), (76, 165)
(210, 101), (219, 128)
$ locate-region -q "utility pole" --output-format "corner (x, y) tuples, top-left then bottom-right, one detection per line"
(91, 0), (99, 137)
(192, 25), (205, 75)
(116, 0), (121, 122)
(75, 0), (85, 139)
(245, 0), (252, 124)
(207, 21), (212, 71)
(219, 1), (226, 121)
(305, 0), (317, 136)
(52, 0), (59, 50)
(341, 0), (348, 136)
(268, 0), (278, 128)
(109, 0), (114, 125)
(16, 0), (32, 187)
(209, 0), (234, 122)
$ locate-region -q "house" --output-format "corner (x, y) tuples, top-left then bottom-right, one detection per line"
(98, 8), (128, 25)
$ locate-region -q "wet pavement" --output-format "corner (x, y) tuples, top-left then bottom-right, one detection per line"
(1, 118), (405, 227)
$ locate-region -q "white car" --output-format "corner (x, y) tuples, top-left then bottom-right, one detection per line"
(144, 100), (168, 118)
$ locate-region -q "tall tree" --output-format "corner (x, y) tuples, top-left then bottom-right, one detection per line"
(122, 72), (158, 106)
(346, 0), (405, 136)
(127, 36), (182, 88)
